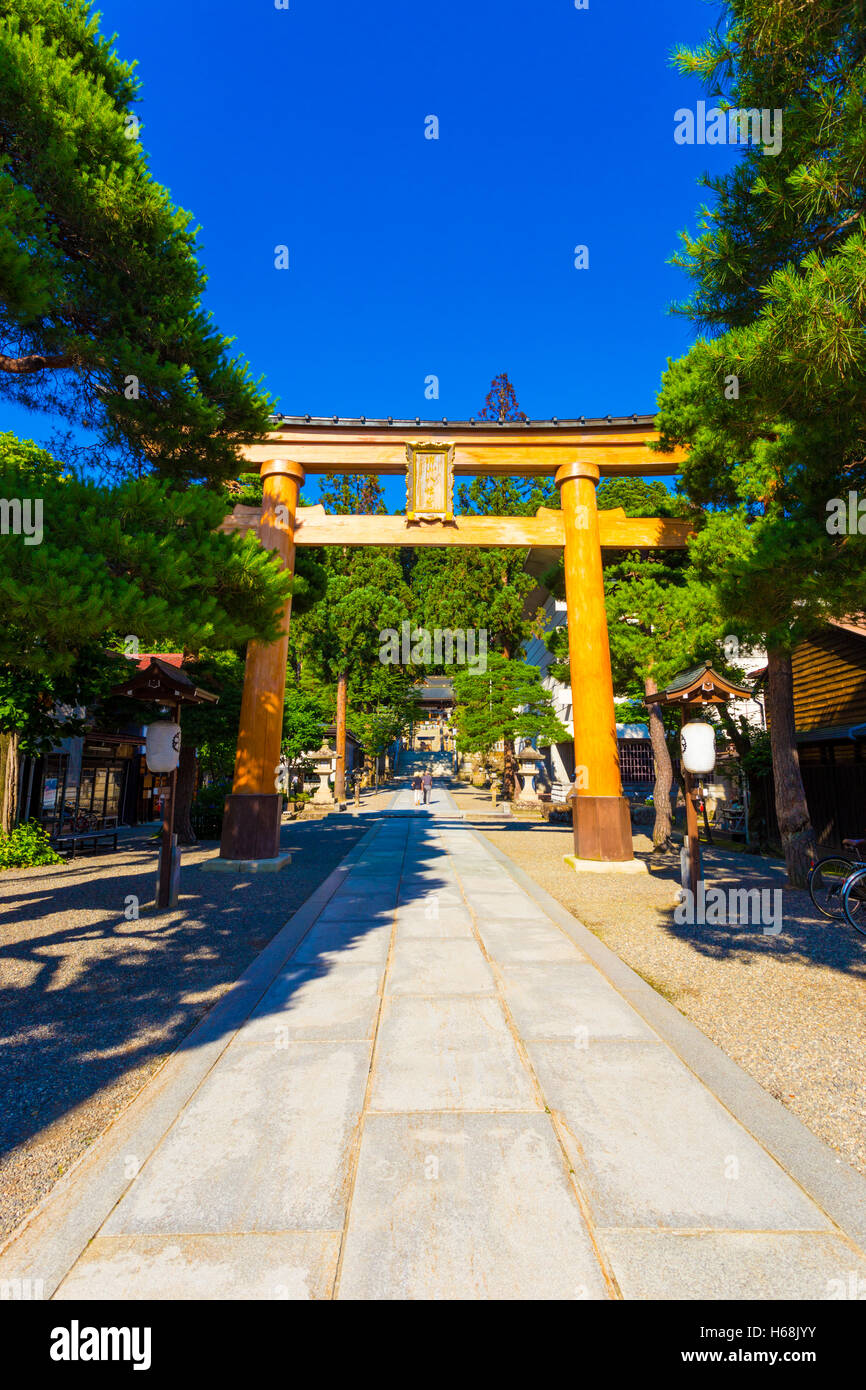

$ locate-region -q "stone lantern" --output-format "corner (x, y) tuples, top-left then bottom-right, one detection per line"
(470, 754), (488, 788)
(515, 744), (543, 805)
(310, 740), (336, 806)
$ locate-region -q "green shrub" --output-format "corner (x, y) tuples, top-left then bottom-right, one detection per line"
(0, 820), (63, 870)
(190, 778), (231, 839)
(193, 778), (232, 813)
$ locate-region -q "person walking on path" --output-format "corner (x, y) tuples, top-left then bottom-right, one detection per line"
(412, 773), (422, 807)
(422, 768), (433, 805)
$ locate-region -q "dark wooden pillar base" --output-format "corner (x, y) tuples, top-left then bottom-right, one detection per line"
(220, 793), (283, 861)
(572, 795), (633, 862)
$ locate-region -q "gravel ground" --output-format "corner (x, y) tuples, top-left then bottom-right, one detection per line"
(0, 794), (392, 1241)
(449, 778), (866, 1178)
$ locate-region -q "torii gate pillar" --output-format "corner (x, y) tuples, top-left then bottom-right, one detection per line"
(219, 458), (306, 864)
(556, 460), (633, 862)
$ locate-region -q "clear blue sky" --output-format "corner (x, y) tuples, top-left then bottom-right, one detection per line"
(3, 0), (735, 506)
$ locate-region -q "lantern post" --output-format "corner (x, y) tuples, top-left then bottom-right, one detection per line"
(648, 664), (755, 899)
(111, 657), (218, 912)
(155, 702), (181, 910)
(680, 710), (702, 898)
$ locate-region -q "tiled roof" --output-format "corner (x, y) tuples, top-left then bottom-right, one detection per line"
(269, 413), (655, 429)
(133, 653), (184, 669)
(829, 617), (866, 639)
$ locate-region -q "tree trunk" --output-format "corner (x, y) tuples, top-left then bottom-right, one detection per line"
(700, 788), (714, 845)
(766, 647), (816, 886)
(503, 737), (517, 800)
(645, 677), (674, 850)
(718, 703), (752, 761)
(1, 731), (19, 835)
(173, 743), (198, 846)
(334, 670), (347, 803)
(499, 637), (517, 800)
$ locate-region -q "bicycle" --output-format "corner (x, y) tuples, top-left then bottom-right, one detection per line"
(807, 837), (866, 927)
(841, 864), (866, 937)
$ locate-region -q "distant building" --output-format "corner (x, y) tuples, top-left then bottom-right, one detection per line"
(17, 653), (184, 836)
(524, 591), (770, 793)
(411, 677), (455, 752)
(523, 594), (655, 787)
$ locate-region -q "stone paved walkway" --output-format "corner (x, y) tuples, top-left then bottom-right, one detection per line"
(3, 780), (866, 1299)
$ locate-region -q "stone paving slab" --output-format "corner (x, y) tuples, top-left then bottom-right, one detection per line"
(476, 917), (588, 964)
(462, 891), (555, 923)
(102, 1040), (371, 1234)
(369, 996), (539, 1112)
(395, 910), (475, 940)
(529, 1040), (831, 1231)
(54, 1231), (341, 1301)
(498, 961), (658, 1040)
(601, 1230), (866, 1302)
(445, 856), (504, 871)
(236, 966), (383, 1043)
(395, 901), (473, 930)
(397, 885), (464, 906)
(291, 919), (392, 966)
(319, 893), (398, 919)
(388, 939), (497, 996)
(397, 880), (464, 899)
(335, 1112), (613, 1301)
(340, 876), (401, 894)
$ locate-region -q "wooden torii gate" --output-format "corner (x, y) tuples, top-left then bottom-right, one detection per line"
(216, 415), (689, 868)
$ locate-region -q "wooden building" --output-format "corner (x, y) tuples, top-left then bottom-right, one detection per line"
(411, 678), (455, 751)
(17, 652), (185, 837)
(791, 620), (866, 848)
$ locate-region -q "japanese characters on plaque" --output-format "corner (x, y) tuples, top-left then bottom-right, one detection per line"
(405, 442), (455, 522)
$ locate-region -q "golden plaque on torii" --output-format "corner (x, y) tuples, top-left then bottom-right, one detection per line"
(405, 442), (455, 522)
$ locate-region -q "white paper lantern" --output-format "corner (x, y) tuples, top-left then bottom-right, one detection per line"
(680, 720), (716, 775)
(146, 721), (181, 773)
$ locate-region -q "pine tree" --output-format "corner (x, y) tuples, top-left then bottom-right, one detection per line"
(657, 0), (866, 882)
(0, 1), (272, 481)
(0, 432), (295, 826)
(452, 654), (568, 770)
(317, 474), (386, 515)
(292, 546), (415, 791)
(0, 435), (293, 676)
(304, 469), (402, 793)
(479, 373), (527, 424)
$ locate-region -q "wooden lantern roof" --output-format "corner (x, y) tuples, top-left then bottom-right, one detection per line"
(651, 663), (754, 708)
(112, 656), (218, 707)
